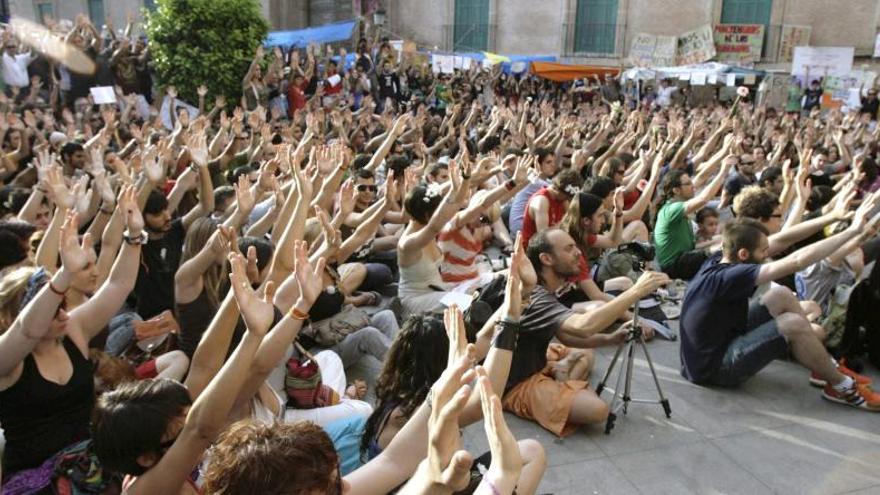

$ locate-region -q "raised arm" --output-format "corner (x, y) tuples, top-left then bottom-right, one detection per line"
(181, 131), (215, 230)
(399, 160), (471, 254)
(70, 186), (144, 341)
(127, 253), (266, 495)
(685, 156), (734, 216)
(0, 213), (92, 377)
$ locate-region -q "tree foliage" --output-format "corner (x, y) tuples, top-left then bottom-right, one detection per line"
(144, 0), (269, 106)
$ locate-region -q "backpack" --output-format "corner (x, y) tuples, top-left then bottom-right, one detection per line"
(836, 264), (880, 367)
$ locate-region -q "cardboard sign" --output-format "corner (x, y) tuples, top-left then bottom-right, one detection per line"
(792, 46), (854, 77)
(713, 24), (764, 62)
(691, 72), (707, 85)
(90, 86), (116, 104)
(677, 25), (716, 65)
(629, 32), (657, 67)
(726, 73), (736, 87)
(778, 25), (811, 63)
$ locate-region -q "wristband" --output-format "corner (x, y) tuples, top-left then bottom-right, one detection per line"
(289, 304), (309, 321)
(188, 163), (199, 173)
(48, 280), (66, 296)
(491, 319), (520, 351)
(122, 230), (148, 245)
(504, 179), (516, 191)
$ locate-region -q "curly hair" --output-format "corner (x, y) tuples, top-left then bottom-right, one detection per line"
(733, 186), (779, 221)
(359, 314), (448, 460)
(204, 420), (339, 495)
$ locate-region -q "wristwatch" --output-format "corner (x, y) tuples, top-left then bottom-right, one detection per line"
(123, 230), (149, 245)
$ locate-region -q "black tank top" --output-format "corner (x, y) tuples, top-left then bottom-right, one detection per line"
(177, 288), (217, 359)
(0, 336), (95, 474)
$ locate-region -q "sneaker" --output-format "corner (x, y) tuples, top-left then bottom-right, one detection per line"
(809, 361), (873, 388)
(822, 383), (880, 411)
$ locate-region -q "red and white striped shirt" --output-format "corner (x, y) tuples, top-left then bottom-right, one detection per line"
(438, 224), (484, 284)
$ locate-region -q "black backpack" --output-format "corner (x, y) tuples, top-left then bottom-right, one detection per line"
(836, 264), (880, 368)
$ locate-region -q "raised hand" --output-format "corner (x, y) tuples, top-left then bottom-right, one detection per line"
(229, 251), (276, 336)
(293, 240), (326, 305)
(142, 146), (166, 184)
(197, 85), (208, 98)
(72, 176), (93, 217)
(44, 167), (73, 209)
(59, 212), (94, 273)
(314, 206), (341, 252)
(425, 351), (476, 493)
(476, 366), (522, 486)
(187, 130), (209, 167)
(234, 174), (256, 215)
(119, 185), (144, 235)
(338, 180), (356, 219)
(443, 305), (469, 365)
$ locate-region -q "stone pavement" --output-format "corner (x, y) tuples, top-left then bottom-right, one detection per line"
(347, 299), (880, 495)
(459, 332), (880, 495)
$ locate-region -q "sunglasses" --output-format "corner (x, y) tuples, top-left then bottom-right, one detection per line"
(356, 184), (377, 193)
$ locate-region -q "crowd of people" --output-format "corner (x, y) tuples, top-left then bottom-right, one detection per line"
(2, 12), (880, 495)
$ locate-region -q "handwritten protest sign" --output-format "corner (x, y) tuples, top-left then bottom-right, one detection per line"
(713, 24), (763, 62)
(792, 46), (854, 77)
(677, 25), (715, 65)
(629, 33), (657, 67)
(778, 25), (811, 63)
(654, 35), (678, 66)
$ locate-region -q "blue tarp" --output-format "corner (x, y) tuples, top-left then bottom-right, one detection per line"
(265, 20), (357, 48)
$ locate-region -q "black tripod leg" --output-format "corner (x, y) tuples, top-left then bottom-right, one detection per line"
(639, 337), (672, 418)
(604, 412), (617, 434)
(596, 340), (626, 396)
(622, 340), (636, 415)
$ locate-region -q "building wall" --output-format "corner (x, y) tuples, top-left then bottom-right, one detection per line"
(776, 0), (880, 55)
(495, 0), (564, 54)
(386, 0), (880, 67)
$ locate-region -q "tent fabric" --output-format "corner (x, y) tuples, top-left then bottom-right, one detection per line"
(265, 20), (357, 48)
(621, 62), (766, 81)
(531, 61), (620, 82)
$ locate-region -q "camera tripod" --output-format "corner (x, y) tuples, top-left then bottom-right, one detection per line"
(595, 301), (671, 434)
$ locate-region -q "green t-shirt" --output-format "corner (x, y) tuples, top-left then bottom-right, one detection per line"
(654, 201), (695, 268)
(786, 86), (802, 112)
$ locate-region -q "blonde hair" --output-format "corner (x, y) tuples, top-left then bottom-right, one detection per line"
(180, 217), (225, 308)
(0, 266), (37, 332)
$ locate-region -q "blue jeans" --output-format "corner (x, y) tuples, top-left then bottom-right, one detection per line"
(708, 302), (790, 387)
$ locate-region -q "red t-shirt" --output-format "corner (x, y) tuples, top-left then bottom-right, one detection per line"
(521, 187), (568, 248)
(287, 80), (308, 116)
(570, 233), (598, 282)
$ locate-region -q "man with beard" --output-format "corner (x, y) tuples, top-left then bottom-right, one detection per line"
(499, 228), (667, 436)
(679, 214), (880, 410)
(134, 164), (213, 319)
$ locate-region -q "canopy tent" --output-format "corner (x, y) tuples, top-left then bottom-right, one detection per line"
(265, 20), (357, 48)
(621, 62), (765, 82)
(531, 61), (620, 82)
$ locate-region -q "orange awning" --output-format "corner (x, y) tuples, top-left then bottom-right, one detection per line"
(531, 61), (620, 82)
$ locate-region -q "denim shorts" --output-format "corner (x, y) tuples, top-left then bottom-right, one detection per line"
(709, 302), (790, 387)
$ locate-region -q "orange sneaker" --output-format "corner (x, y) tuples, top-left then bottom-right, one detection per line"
(822, 383), (880, 411)
(809, 361), (872, 388)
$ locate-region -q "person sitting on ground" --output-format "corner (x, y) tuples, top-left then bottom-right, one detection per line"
(520, 168), (581, 249)
(654, 157), (734, 280)
(679, 208), (880, 410)
(499, 228), (668, 437)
